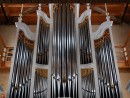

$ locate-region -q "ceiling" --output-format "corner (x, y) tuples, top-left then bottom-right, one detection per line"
(0, 3), (130, 25)
(0, 0), (129, 3)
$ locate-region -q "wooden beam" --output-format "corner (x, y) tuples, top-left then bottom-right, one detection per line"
(1, 12), (130, 18)
(0, 3), (130, 25)
(119, 68), (130, 73)
(121, 3), (129, 23)
(0, 4), (8, 23)
(115, 45), (124, 48)
(1, 0), (130, 3)
(0, 67), (10, 73)
(2, 3), (48, 7)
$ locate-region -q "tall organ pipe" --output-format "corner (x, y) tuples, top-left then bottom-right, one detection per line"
(36, 19), (50, 65)
(51, 4), (78, 98)
(79, 19), (92, 64)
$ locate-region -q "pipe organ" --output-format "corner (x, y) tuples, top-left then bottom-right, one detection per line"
(79, 18), (92, 64)
(81, 68), (96, 98)
(7, 4), (123, 98)
(36, 18), (50, 65)
(51, 4), (78, 98)
(33, 69), (48, 98)
(9, 31), (34, 98)
(95, 29), (120, 98)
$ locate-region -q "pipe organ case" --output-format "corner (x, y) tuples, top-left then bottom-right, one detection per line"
(7, 4), (123, 98)
(94, 29), (121, 98)
(7, 21), (35, 98)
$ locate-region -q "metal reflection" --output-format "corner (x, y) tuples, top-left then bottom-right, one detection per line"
(79, 18), (92, 64)
(36, 19), (50, 64)
(33, 69), (48, 98)
(51, 4), (78, 98)
(95, 29), (120, 98)
(9, 31), (34, 98)
(81, 69), (96, 98)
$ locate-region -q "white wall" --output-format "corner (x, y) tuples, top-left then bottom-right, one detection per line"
(92, 25), (130, 46)
(0, 25), (36, 47)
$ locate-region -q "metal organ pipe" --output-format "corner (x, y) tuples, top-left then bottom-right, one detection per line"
(9, 31), (34, 98)
(79, 17), (95, 98)
(33, 69), (47, 98)
(34, 9), (50, 98)
(36, 19), (50, 65)
(81, 69), (96, 98)
(51, 4), (78, 98)
(79, 19), (92, 64)
(95, 29), (121, 98)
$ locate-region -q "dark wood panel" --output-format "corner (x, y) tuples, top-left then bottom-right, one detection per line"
(1, 0), (129, 3)
(0, 67), (10, 73)
(119, 68), (130, 73)
(0, 3), (130, 25)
